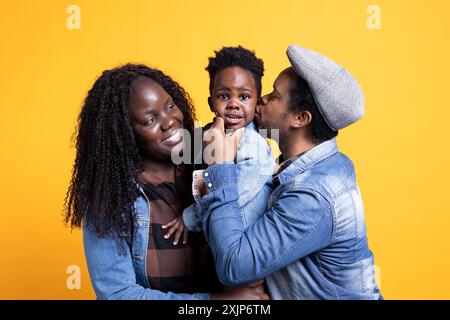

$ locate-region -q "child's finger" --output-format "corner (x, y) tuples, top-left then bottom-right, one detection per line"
(183, 229), (189, 244)
(164, 222), (179, 239)
(162, 218), (178, 229)
(173, 226), (183, 245)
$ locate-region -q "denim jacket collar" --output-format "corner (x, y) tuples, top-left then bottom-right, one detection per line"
(275, 138), (339, 184)
(246, 121), (256, 131)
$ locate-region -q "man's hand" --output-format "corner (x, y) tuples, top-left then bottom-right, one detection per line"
(162, 216), (189, 246)
(203, 116), (244, 165)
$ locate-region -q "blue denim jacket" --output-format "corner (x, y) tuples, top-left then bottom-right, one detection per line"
(183, 121), (276, 232)
(199, 138), (381, 300)
(83, 186), (210, 300)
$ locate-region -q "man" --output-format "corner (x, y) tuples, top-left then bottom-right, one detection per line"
(198, 44), (382, 300)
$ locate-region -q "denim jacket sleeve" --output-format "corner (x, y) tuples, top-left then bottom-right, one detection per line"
(83, 221), (210, 300)
(182, 202), (203, 233)
(199, 163), (333, 287)
(235, 128), (276, 207)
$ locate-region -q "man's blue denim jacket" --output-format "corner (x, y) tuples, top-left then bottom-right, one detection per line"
(199, 138), (382, 300)
(83, 186), (210, 300)
(183, 121), (276, 231)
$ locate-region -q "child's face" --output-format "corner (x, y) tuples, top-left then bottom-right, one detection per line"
(210, 66), (257, 130)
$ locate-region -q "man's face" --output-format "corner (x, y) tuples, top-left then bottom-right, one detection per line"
(255, 67), (297, 137)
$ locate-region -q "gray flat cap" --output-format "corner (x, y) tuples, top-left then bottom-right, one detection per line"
(286, 44), (364, 131)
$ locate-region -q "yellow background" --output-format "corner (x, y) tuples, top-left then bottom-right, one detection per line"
(1, 0), (449, 299)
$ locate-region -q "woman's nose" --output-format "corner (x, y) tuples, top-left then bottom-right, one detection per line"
(160, 113), (175, 131)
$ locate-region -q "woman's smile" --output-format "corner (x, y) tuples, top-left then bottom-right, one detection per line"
(161, 129), (183, 146)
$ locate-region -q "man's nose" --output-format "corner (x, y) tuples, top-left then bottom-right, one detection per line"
(258, 95), (268, 106)
(256, 95), (267, 114)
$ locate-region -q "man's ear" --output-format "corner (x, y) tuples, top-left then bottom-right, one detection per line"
(207, 97), (213, 112)
(290, 110), (312, 129)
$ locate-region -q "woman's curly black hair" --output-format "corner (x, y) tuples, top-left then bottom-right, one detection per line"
(64, 64), (196, 247)
(205, 46), (264, 97)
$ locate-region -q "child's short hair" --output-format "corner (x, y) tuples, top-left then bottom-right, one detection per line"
(205, 46), (264, 97)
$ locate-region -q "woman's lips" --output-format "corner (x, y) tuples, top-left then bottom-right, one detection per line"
(162, 130), (183, 146)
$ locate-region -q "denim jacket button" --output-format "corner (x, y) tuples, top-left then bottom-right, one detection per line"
(204, 172), (209, 177)
(207, 183), (213, 188)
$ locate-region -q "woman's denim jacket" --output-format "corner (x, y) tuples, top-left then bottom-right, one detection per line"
(83, 186), (210, 300)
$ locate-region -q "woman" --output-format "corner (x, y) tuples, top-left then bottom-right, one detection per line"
(64, 64), (268, 300)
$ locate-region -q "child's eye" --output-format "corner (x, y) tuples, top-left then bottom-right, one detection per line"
(146, 117), (157, 126)
(218, 94), (229, 100)
(240, 94), (250, 101)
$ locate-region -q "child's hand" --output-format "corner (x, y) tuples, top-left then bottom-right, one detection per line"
(162, 216), (189, 246)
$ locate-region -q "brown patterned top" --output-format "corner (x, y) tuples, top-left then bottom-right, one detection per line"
(139, 165), (222, 294)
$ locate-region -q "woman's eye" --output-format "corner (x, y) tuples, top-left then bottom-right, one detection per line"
(167, 104), (174, 111)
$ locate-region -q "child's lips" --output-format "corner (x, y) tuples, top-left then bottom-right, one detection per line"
(225, 114), (244, 124)
(225, 114), (244, 125)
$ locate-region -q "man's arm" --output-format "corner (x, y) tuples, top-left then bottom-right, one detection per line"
(200, 163), (333, 286)
(182, 202), (204, 232)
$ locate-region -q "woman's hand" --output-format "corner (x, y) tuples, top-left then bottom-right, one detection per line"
(162, 216), (189, 246)
(203, 116), (244, 165)
(211, 280), (270, 300)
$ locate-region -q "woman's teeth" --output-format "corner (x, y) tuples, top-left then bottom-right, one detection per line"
(164, 131), (182, 144)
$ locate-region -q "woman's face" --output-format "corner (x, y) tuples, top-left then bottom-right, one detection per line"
(129, 77), (184, 162)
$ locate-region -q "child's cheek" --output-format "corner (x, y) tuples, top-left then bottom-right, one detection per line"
(212, 101), (226, 116)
